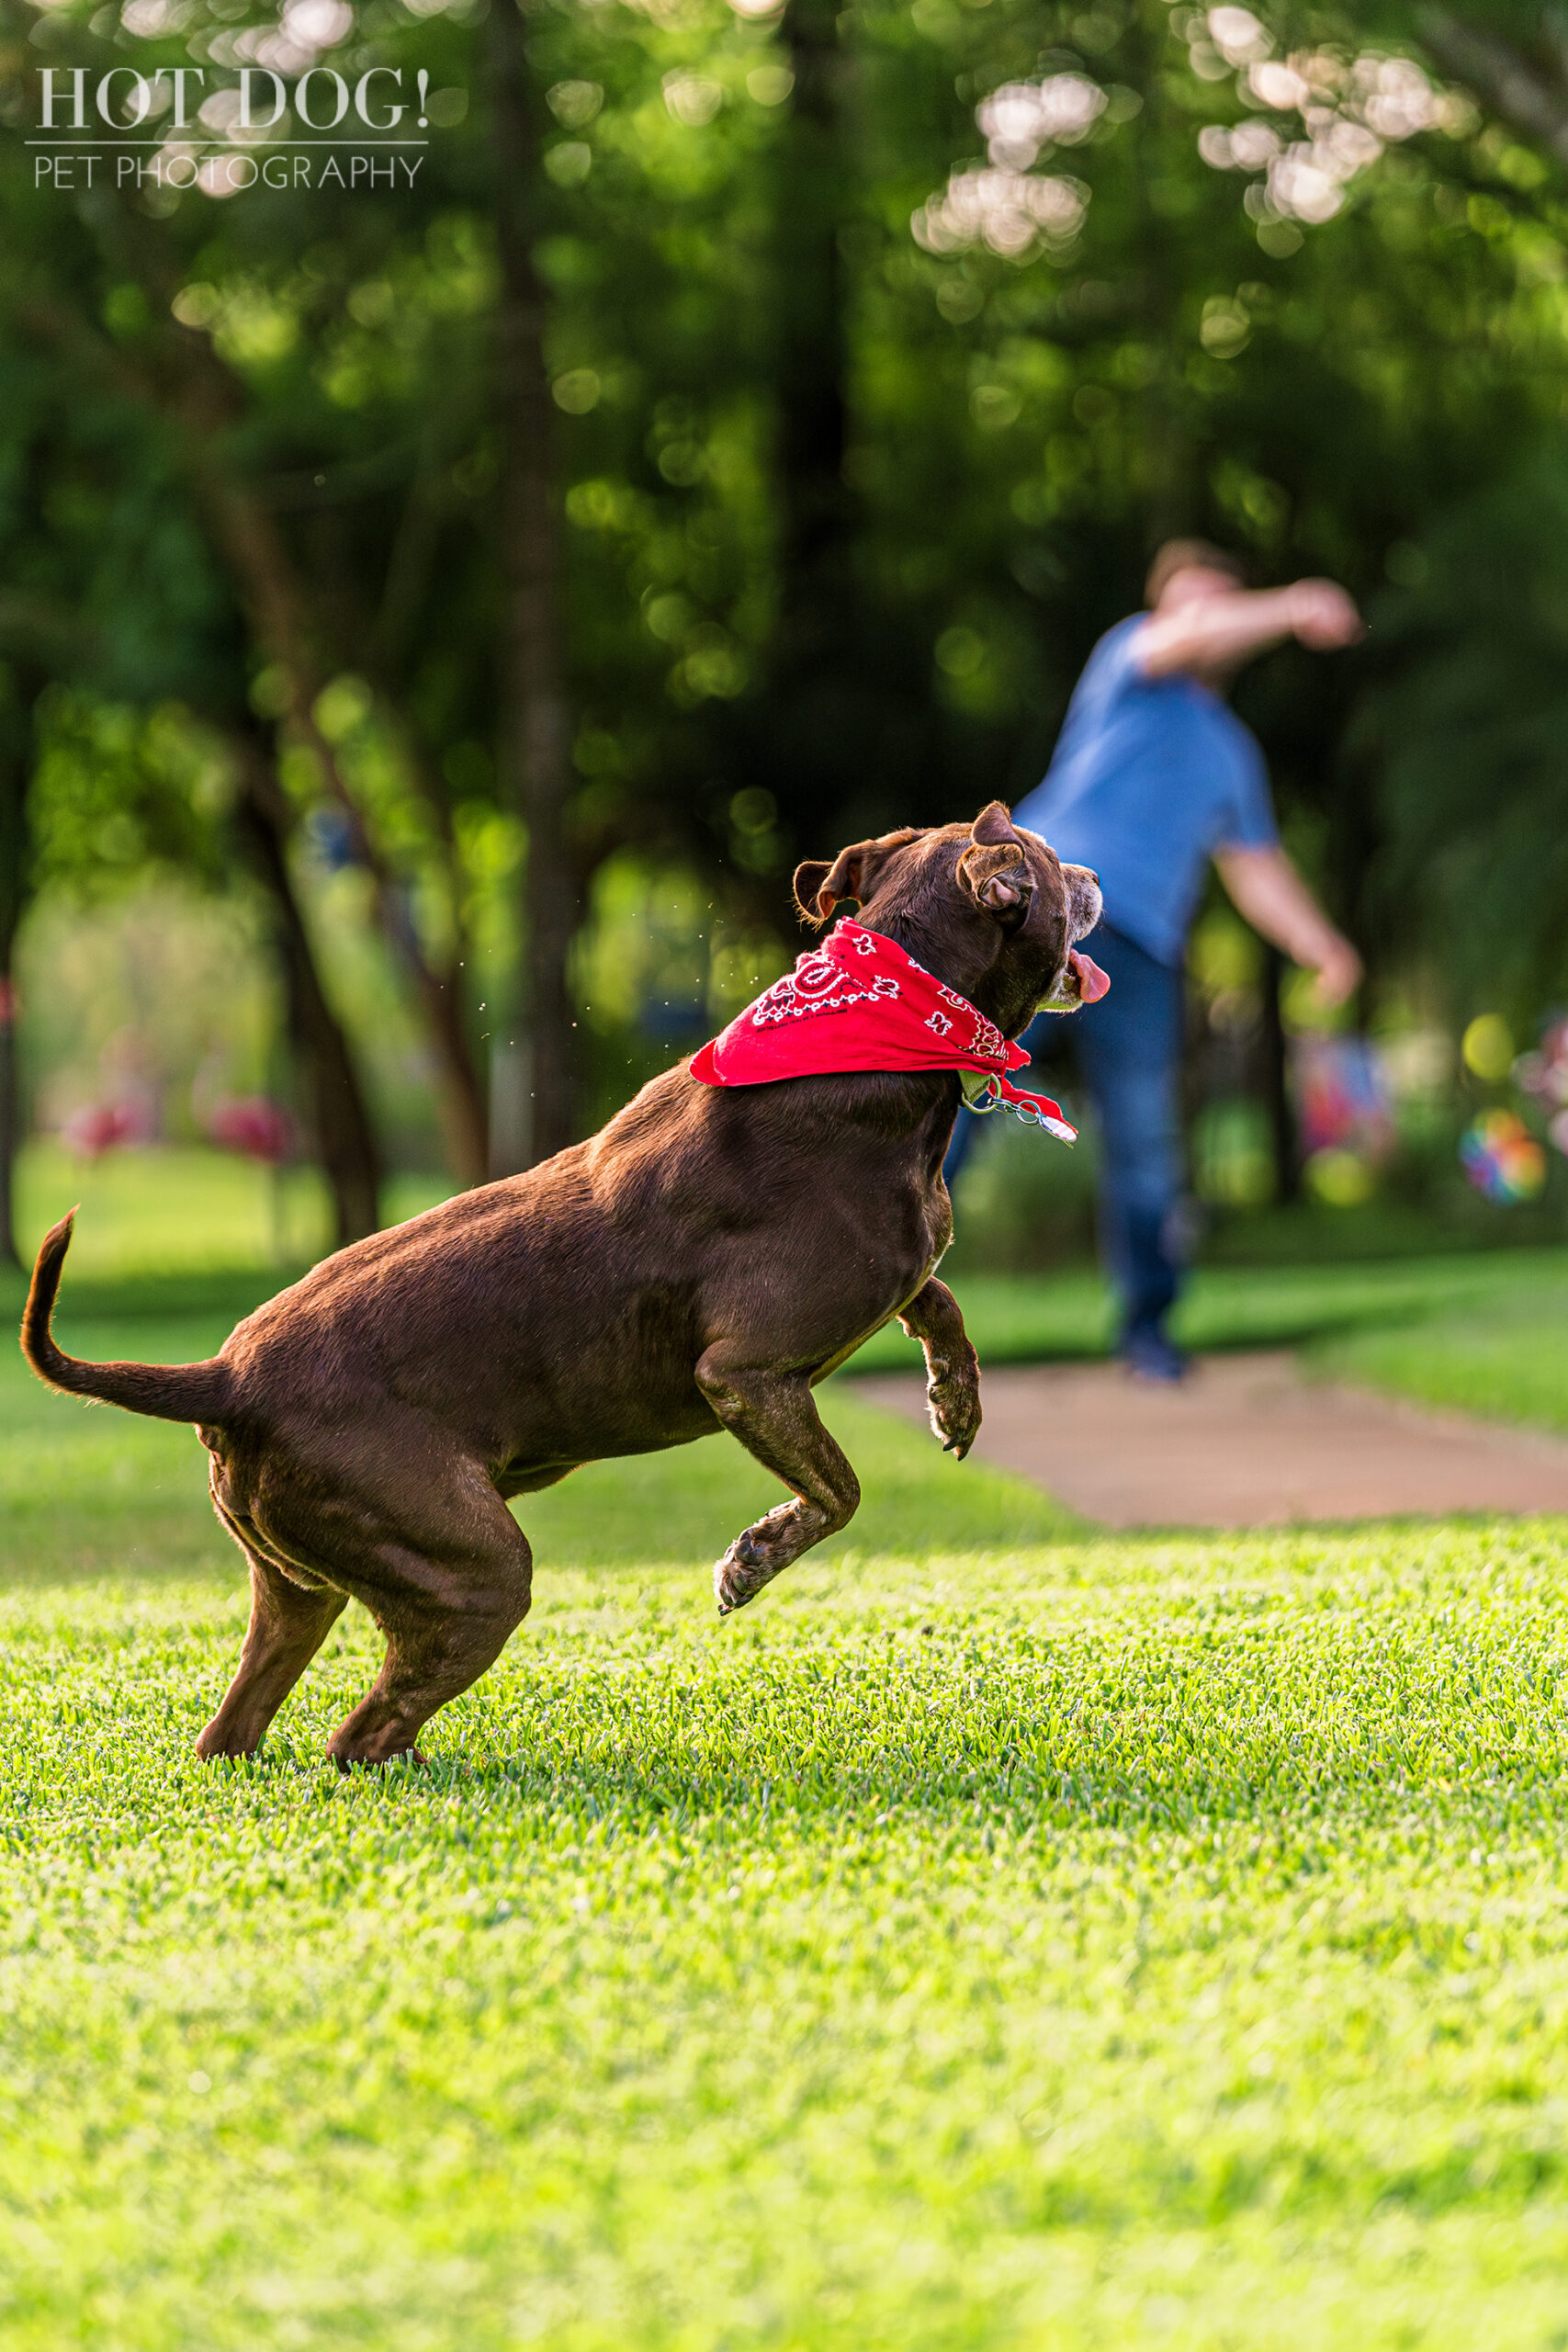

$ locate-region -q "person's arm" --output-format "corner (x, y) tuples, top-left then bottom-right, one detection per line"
(1213, 844), (1362, 1007)
(1135, 580), (1364, 680)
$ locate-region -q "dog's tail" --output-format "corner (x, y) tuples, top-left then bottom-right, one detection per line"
(21, 1211), (234, 1425)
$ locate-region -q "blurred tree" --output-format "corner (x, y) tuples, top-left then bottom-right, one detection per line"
(1352, 453), (1568, 1018)
(491, 0), (577, 1167)
(0, 334), (386, 1238)
(4, 0), (1568, 1227)
(769, 0), (856, 714)
(1421, 4), (1568, 164)
(1253, 0), (1568, 1041)
(227, 719), (383, 1248)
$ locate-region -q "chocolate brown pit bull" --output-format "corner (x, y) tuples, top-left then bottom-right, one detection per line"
(21, 804), (1102, 1768)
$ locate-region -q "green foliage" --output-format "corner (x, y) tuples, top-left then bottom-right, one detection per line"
(10, 0), (1568, 1165)
(1353, 452), (1568, 1015)
(28, 691), (232, 895)
(3, 0), (1563, 883)
(0, 335), (237, 710)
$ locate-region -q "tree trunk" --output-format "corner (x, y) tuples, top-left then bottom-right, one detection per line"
(230, 732), (383, 1250)
(0, 668), (39, 1271)
(774, 0), (853, 673)
(0, 970), (17, 1272)
(491, 0), (579, 1169)
(1129, 11), (1196, 541)
(721, 0), (882, 853)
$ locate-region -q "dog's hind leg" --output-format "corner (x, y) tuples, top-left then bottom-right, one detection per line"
(249, 1454), (535, 1770)
(695, 1351), (862, 1616)
(197, 1503), (348, 1760)
(323, 1553), (531, 1770)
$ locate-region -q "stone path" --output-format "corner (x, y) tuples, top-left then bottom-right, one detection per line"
(854, 1350), (1568, 1530)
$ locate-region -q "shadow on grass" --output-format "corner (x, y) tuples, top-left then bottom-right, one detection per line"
(227, 1711), (1568, 1843)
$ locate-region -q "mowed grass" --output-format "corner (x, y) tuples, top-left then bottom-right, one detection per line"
(8, 1310), (1568, 2344)
(1315, 1272), (1568, 1439)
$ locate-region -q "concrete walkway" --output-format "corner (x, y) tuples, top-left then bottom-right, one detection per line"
(854, 1351), (1568, 1529)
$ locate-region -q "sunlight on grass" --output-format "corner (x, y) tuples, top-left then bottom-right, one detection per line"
(6, 1521), (1568, 2346)
(1314, 1277), (1568, 1437)
(7, 1304), (1568, 2345)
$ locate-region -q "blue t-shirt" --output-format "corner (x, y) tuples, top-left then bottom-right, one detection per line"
(1013, 616), (1278, 967)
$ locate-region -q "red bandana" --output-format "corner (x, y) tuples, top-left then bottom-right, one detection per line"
(689, 920), (1078, 1142)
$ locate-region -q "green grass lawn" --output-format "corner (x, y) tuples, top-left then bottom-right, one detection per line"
(1312, 1275), (1568, 1438)
(9, 1304), (1568, 2345)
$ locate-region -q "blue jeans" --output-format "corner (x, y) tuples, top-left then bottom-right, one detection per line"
(943, 925), (1186, 1344)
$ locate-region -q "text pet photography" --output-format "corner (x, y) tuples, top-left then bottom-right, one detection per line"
(30, 64), (444, 196)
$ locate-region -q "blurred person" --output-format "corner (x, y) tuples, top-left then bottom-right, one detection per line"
(948, 538), (1364, 1383)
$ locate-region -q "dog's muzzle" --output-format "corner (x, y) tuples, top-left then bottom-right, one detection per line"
(1037, 870), (1107, 1012)
(1040, 943), (1111, 1014)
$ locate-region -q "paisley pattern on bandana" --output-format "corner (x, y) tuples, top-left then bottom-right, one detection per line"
(750, 955), (902, 1026)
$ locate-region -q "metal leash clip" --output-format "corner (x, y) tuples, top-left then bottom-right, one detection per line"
(959, 1071), (1076, 1142)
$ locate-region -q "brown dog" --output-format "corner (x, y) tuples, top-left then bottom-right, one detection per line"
(21, 804), (1101, 1768)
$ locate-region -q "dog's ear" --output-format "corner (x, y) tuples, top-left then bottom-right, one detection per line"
(793, 832), (917, 926)
(956, 801), (1030, 916)
(792, 855), (851, 924)
(970, 800), (1020, 850)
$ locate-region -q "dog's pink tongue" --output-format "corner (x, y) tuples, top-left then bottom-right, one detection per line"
(1069, 951), (1110, 1004)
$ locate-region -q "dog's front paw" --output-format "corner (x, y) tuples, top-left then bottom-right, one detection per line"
(926, 1363), (981, 1460)
(713, 1503), (798, 1616)
(195, 1720), (261, 1763)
